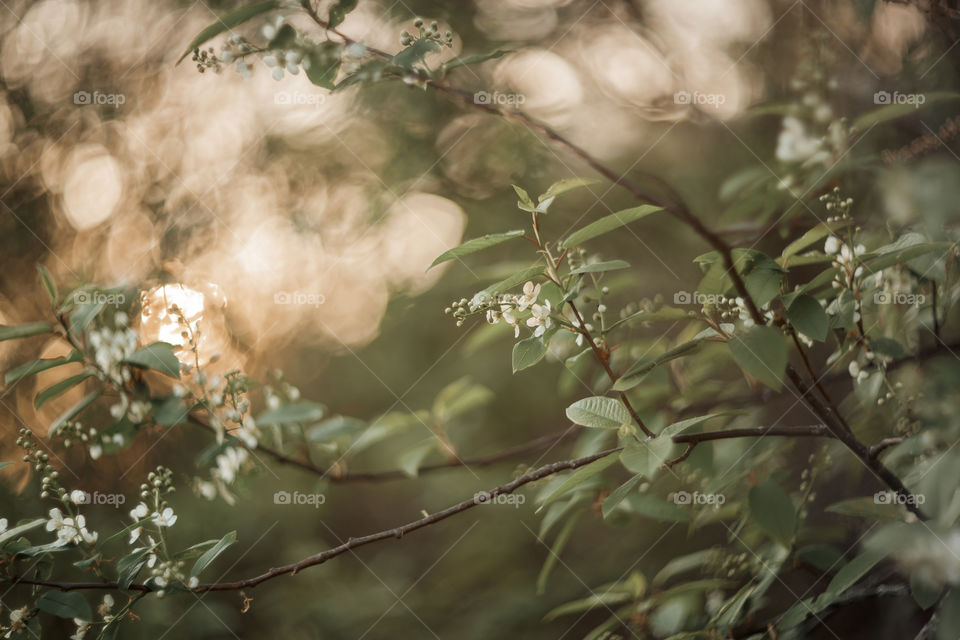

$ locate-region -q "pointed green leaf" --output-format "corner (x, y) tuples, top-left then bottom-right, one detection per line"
(0, 322), (53, 342)
(538, 177), (599, 203)
(50, 391), (102, 435)
(614, 340), (702, 391)
(5, 351), (82, 386)
(602, 473), (643, 518)
(38, 265), (58, 306)
(124, 342), (181, 379)
(35, 372), (93, 409)
(748, 481), (795, 544)
(728, 325), (787, 391)
(562, 205), (662, 249)
(786, 294), (828, 342)
(565, 396), (632, 429)
(37, 591), (92, 621)
(512, 336), (547, 373)
(429, 230), (525, 269)
(256, 401), (326, 425)
(569, 260), (630, 275)
(191, 531), (237, 578)
(537, 455), (618, 510)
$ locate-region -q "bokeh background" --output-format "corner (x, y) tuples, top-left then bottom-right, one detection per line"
(0, 0), (957, 637)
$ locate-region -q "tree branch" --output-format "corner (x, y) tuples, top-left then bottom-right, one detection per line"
(5, 447), (621, 593)
(187, 413), (580, 482)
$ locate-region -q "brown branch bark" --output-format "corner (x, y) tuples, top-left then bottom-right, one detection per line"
(5, 447), (620, 593)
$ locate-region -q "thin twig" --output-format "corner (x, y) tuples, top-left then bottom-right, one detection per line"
(6, 447), (621, 593)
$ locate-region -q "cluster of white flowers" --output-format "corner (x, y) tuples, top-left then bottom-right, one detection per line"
(219, 34), (254, 78)
(46, 508), (98, 546)
(259, 17), (314, 82)
(128, 502), (177, 544)
(69, 595), (114, 640)
(5, 606), (30, 637)
(88, 313), (138, 383)
(733, 297), (775, 329)
(474, 281), (553, 338)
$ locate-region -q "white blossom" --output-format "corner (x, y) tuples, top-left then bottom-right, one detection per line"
(152, 507), (178, 528)
(526, 300), (552, 337)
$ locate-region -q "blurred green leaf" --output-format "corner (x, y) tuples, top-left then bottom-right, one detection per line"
(748, 481), (795, 544)
(177, 1), (278, 63)
(0, 322), (53, 342)
(429, 230), (525, 270)
(124, 342), (181, 379)
(729, 326), (787, 391)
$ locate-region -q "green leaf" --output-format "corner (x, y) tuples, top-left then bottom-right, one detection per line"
(748, 481), (796, 544)
(538, 177), (599, 203)
(124, 342), (181, 379)
(659, 412), (743, 439)
(561, 206), (662, 249)
(0, 322), (53, 342)
(825, 496), (903, 521)
(191, 531), (237, 578)
(618, 493), (692, 523)
(653, 549), (722, 586)
(49, 391), (102, 435)
(565, 396), (632, 429)
(177, 1), (279, 63)
(613, 340), (702, 391)
(851, 91), (960, 133)
(391, 37), (441, 69)
(569, 260), (630, 275)
(513, 185), (535, 210)
(536, 511), (582, 594)
(602, 473), (643, 518)
(728, 325), (787, 391)
(911, 570), (943, 610)
(38, 265), (58, 306)
(536, 455), (618, 510)
(786, 294), (828, 342)
(431, 377), (493, 422)
(398, 441), (435, 477)
(442, 49), (512, 74)
(512, 336), (547, 373)
(305, 41), (343, 89)
(152, 396), (188, 426)
(34, 372), (93, 409)
(117, 548), (149, 590)
(780, 221), (845, 264)
(69, 301), (104, 334)
(5, 351), (82, 386)
(619, 438), (675, 478)
(0, 518), (45, 546)
(821, 549), (888, 600)
(479, 265), (546, 299)
(937, 588), (960, 640)
(796, 544), (844, 571)
(429, 230), (525, 269)
(37, 591), (92, 621)
(256, 401), (326, 425)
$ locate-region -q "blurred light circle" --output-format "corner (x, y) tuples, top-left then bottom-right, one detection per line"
(62, 147), (123, 231)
